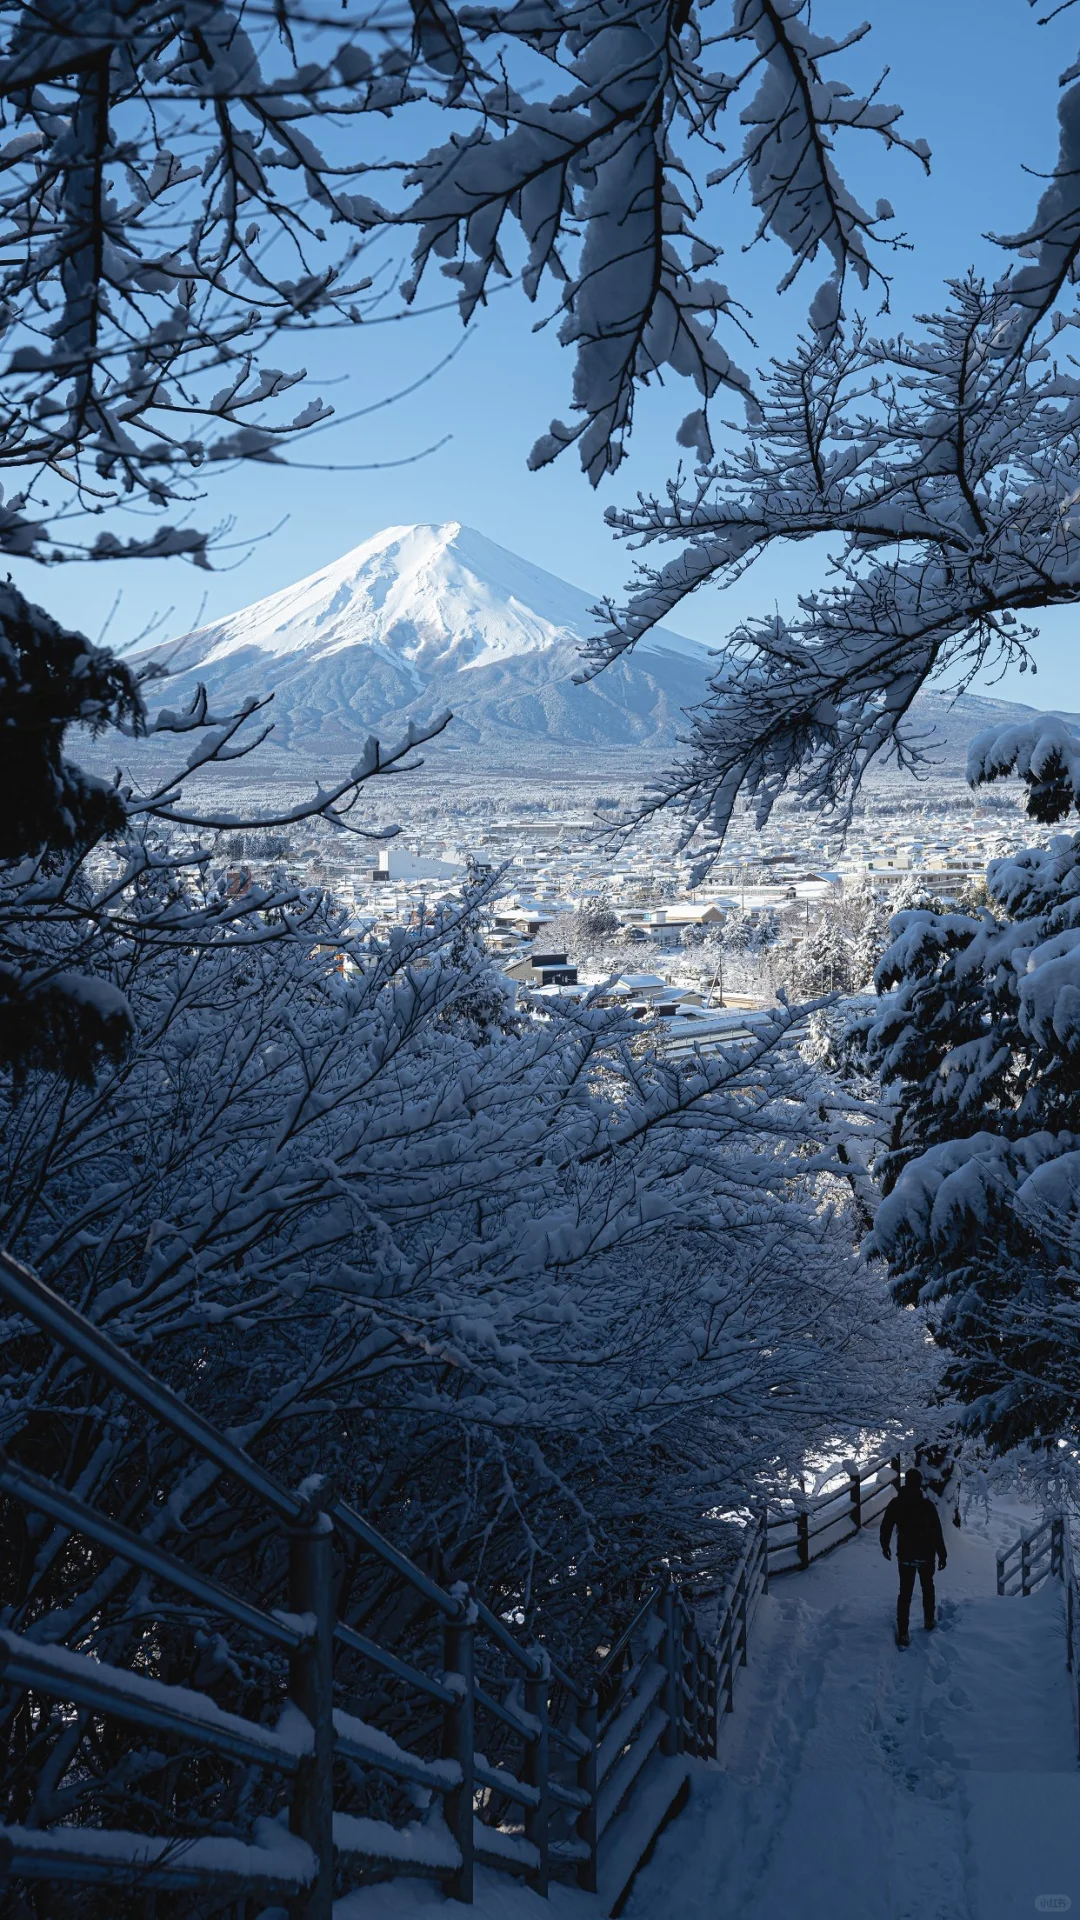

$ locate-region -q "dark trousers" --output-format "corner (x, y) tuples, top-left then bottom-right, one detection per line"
(897, 1559), (936, 1633)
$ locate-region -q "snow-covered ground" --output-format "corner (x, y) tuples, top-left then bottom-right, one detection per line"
(333, 1864), (598, 1920)
(334, 1504), (1078, 1920)
(625, 1511), (1079, 1920)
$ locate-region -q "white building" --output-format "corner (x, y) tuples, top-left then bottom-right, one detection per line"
(369, 847), (463, 883)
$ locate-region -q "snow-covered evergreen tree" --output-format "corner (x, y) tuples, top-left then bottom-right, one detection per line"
(793, 908), (852, 997)
(860, 828), (1080, 1451)
(846, 880), (893, 991)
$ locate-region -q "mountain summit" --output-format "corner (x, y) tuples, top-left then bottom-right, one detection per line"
(148, 522), (714, 758)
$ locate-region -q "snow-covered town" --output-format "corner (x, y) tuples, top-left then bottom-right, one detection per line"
(5, 6), (1080, 1920)
(209, 773), (1031, 1043)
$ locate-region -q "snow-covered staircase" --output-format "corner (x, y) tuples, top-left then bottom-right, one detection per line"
(620, 1520), (1080, 1920)
(5, 1252), (1078, 1920)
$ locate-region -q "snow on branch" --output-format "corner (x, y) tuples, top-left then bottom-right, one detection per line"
(396, 0), (922, 482)
(0, 0), (421, 562)
(582, 275), (1080, 861)
(0, 858), (927, 1711)
(967, 714), (1080, 823)
(0, 568), (458, 1076)
(0, 0), (924, 535)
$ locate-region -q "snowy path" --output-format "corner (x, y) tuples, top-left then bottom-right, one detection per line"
(624, 1516), (1080, 1920)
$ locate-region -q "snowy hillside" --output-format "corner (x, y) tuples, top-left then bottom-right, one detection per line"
(141, 523), (715, 757)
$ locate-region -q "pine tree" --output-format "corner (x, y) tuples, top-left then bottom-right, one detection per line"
(793, 909), (853, 997)
(860, 833), (1080, 1450)
(0, 586), (142, 1080)
(846, 881), (893, 991)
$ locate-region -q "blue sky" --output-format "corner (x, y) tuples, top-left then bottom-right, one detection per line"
(16, 0), (1080, 711)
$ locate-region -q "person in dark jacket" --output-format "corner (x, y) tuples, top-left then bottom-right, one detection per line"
(879, 1468), (948, 1646)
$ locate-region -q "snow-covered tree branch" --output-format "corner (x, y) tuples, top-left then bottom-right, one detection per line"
(586, 274), (1080, 862)
(0, 870), (929, 1762)
(397, 0), (924, 483)
(0, 0), (925, 559)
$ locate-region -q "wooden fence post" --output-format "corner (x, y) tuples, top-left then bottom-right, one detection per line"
(660, 1584), (681, 1756)
(680, 1622), (696, 1756)
(442, 1606), (475, 1904)
(760, 1510), (770, 1595)
(288, 1512), (335, 1920)
(723, 1603), (737, 1715)
(736, 1566), (749, 1667)
(996, 1551), (1006, 1597)
(849, 1468), (862, 1536)
(1021, 1533), (1031, 1597)
(523, 1660), (549, 1896)
(696, 1632), (711, 1756)
(575, 1693), (598, 1894)
(795, 1508), (810, 1571)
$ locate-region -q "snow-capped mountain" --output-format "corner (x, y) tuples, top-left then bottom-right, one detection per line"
(145, 522), (715, 757)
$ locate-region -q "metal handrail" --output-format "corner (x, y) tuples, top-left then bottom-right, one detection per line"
(767, 1455), (902, 1572)
(997, 1515), (1057, 1578)
(332, 1621), (458, 1707)
(330, 1496), (465, 1622)
(0, 1246), (669, 1912)
(0, 1251), (304, 1525)
(0, 1448), (307, 1653)
(996, 1514), (1067, 1597)
(5, 1252), (906, 1910)
(768, 1452), (899, 1524)
(472, 1595), (542, 1675)
(0, 1631), (307, 1775)
(597, 1578), (670, 1683)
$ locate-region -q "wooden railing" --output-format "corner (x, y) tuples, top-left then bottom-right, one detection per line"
(996, 1510), (1080, 1759)
(996, 1513), (1067, 1597)
(0, 1246), (920, 1912)
(1064, 1520), (1080, 1760)
(766, 1455), (902, 1574)
(0, 1250), (715, 1914)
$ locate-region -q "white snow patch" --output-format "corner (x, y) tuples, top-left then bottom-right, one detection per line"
(145, 523), (709, 683)
(332, 1861), (600, 1918)
(0, 1815), (314, 1882)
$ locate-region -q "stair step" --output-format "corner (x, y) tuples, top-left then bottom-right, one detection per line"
(597, 1753), (692, 1918)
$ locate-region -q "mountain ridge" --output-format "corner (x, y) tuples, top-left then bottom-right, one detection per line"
(127, 522), (1080, 776)
(138, 521), (715, 755)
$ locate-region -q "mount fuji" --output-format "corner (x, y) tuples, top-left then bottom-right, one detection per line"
(141, 522), (715, 760)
